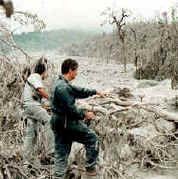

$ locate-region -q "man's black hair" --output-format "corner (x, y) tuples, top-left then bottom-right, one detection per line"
(34, 57), (48, 75)
(61, 58), (78, 74)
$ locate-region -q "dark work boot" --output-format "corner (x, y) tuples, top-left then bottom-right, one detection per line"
(85, 166), (97, 176)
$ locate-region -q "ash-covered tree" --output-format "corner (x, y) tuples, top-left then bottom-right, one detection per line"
(101, 7), (130, 72)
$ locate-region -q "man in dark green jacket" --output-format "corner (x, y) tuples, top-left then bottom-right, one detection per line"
(51, 58), (104, 178)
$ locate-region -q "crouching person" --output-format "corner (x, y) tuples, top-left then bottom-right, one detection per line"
(50, 59), (105, 178)
(23, 58), (54, 165)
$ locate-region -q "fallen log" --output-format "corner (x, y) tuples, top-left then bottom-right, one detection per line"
(99, 97), (178, 122)
(140, 106), (178, 122)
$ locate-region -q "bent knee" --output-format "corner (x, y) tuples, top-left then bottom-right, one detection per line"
(87, 131), (98, 144)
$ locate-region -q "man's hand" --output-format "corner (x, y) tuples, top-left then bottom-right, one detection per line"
(84, 111), (95, 120)
(96, 91), (109, 98)
(42, 104), (51, 111)
(37, 88), (49, 99)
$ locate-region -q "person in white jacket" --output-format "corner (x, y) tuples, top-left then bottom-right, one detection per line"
(23, 58), (53, 165)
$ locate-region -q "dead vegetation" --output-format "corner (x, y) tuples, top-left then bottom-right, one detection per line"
(63, 7), (178, 89)
(1, 4), (178, 179)
(1, 58), (178, 179)
(68, 90), (178, 179)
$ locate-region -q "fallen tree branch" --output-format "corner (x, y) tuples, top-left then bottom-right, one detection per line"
(140, 105), (178, 122)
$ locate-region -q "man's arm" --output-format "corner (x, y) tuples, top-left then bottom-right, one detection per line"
(56, 86), (86, 120)
(29, 74), (48, 99)
(37, 88), (49, 99)
(70, 85), (97, 99)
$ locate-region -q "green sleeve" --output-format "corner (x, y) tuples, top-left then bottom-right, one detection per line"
(56, 86), (86, 120)
(70, 85), (97, 99)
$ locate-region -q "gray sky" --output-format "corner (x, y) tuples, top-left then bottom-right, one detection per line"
(12, 0), (177, 30)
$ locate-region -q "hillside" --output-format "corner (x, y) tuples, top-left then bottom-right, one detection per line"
(13, 29), (99, 52)
(62, 21), (178, 83)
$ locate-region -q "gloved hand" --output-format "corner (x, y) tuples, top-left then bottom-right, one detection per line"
(41, 99), (51, 111)
(42, 104), (51, 111)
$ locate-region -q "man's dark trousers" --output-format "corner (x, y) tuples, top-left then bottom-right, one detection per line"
(51, 115), (99, 178)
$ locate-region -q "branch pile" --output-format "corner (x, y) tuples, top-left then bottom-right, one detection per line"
(1, 61), (178, 178)
(68, 90), (178, 179)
